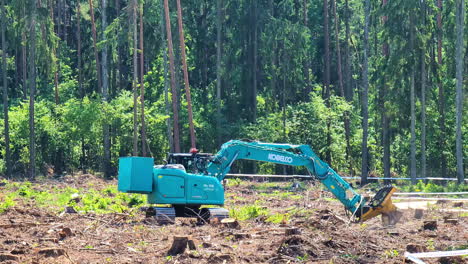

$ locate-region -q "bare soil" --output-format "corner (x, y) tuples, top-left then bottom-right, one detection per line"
(0, 175), (466, 263)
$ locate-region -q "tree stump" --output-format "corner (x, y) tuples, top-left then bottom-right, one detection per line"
(423, 220), (437, 230)
(187, 239), (197, 250)
(285, 227), (301, 236)
(221, 218), (239, 229)
(414, 209), (424, 219)
(167, 236), (188, 256)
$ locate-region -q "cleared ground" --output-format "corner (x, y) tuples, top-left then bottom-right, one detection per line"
(0, 175), (466, 263)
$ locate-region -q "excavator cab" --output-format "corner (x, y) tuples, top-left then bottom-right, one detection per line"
(166, 152), (213, 174)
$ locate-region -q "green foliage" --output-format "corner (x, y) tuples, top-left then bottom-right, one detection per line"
(0, 179), (146, 214)
(398, 181), (468, 193)
(229, 203), (269, 220)
(0, 0), (465, 184)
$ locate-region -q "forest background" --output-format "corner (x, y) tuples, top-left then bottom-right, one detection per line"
(0, 0), (466, 184)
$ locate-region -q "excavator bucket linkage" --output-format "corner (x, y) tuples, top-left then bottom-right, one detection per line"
(356, 186), (402, 225)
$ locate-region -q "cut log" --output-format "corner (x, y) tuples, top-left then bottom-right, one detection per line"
(167, 236), (188, 256)
(0, 254), (19, 261)
(406, 243), (427, 253)
(233, 233), (252, 240)
(443, 218), (458, 225)
(414, 209), (424, 219)
(423, 220), (437, 230)
(37, 248), (66, 257)
(221, 218), (239, 229)
(285, 227), (301, 236)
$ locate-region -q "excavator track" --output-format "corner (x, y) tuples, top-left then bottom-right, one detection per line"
(145, 207), (176, 224)
(200, 208), (230, 223)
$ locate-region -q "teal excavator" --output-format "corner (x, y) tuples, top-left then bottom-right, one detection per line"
(118, 140), (401, 224)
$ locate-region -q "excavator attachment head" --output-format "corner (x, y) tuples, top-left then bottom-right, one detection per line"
(357, 186), (402, 225)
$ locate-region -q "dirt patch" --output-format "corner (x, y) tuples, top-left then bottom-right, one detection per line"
(0, 176), (466, 263)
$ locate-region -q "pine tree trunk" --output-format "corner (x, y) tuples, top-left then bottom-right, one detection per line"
(323, 0), (331, 164)
(437, 0), (446, 178)
(216, 0), (222, 146)
(381, 0), (390, 183)
(410, 16), (416, 184)
(361, 0), (370, 185)
(252, 0), (258, 122)
(160, 0), (173, 153)
(49, 3), (59, 105)
(455, 0), (465, 183)
(102, 0), (111, 177)
(1, 0), (10, 177)
(303, 0), (311, 96)
(77, 3), (83, 98)
(89, 0), (102, 93)
(175, 0), (196, 150)
(269, 0), (277, 108)
(139, 4), (147, 156)
(22, 3), (27, 100)
(420, 1), (427, 180)
(163, 0), (180, 152)
(29, 0), (37, 179)
(132, 0), (138, 156)
(344, 0), (351, 100)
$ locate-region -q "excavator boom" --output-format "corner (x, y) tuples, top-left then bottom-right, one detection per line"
(205, 140), (400, 223)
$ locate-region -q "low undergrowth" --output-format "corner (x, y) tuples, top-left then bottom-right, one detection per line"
(0, 179), (146, 214)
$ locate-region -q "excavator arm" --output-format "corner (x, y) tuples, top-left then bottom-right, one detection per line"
(205, 140), (400, 223)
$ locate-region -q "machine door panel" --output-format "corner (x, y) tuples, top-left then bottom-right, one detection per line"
(188, 180), (208, 200)
(157, 175), (185, 198)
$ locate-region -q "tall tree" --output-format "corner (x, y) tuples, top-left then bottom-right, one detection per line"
(29, 0), (37, 179)
(381, 0), (390, 182)
(77, 2), (83, 98)
(251, 0), (258, 122)
(344, 0), (351, 100)
(410, 15), (416, 184)
(323, 0), (331, 164)
(132, 0), (138, 156)
(89, 0), (102, 93)
(139, 3), (147, 156)
(361, 0), (370, 185)
(163, 0), (180, 152)
(420, 0), (427, 179)
(455, 0), (465, 183)
(160, 0), (173, 153)
(437, 0), (446, 178)
(332, 0), (351, 173)
(175, 0), (196, 150)
(1, 0), (10, 177)
(216, 0), (223, 146)
(303, 0), (311, 95)
(22, 5), (27, 100)
(102, 0), (111, 177)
